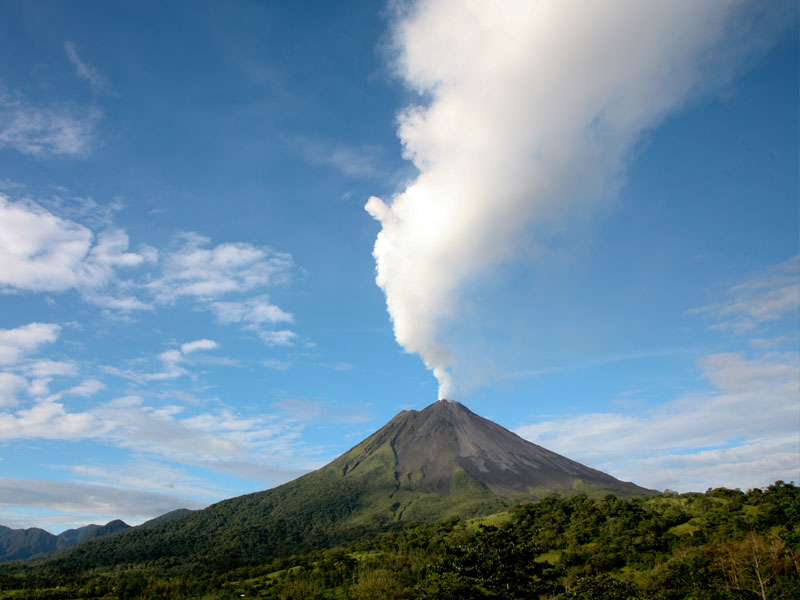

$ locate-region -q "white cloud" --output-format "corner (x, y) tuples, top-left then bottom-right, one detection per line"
(63, 460), (218, 500)
(0, 373), (27, 408)
(516, 351), (799, 491)
(255, 329), (296, 346)
(262, 359), (291, 371)
(150, 233), (293, 301)
(623, 436), (799, 492)
(689, 255), (800, 332)
(180, 339), (219, 354)
(83, 293), (153, 312)
(292, 135), (387, 179)
(0, 85), (101, 157)
(1, 196), (301, 349)
(274, 398), (373, 424)
(57, 379), (105, 399)
(143, 349), (186, 381)
(0, 196), (155, 295)
(127, 340), (220, 381)
(211, 295), (293, 325)
(0, 477), (203, 530)
(64, 41), (106, 92)
(367, 0), (785, 398)
(0, 322), (60, 366)
(90, 399), (304, 466)
(0, 399), (104, 441)
(210, 296), (295, 346)
(28, 378), (51, 398)
(24, 359), (78, 378)
(37, 193), (122, 230)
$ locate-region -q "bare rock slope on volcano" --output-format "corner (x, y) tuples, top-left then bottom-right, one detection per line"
(349, 399), (648, 498)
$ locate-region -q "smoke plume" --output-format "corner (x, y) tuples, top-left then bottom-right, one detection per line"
(367, 0), (782, 398)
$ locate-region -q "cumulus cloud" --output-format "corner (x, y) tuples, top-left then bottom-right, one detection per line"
(0, 398), (103, 440)
(367, 0), (785, 398)
(254, 330), (297, 346)
(210, 296), (295, 346)
(0, 322), (60, 366)
(0, 373), (27, 408)
(180, 339), (219, 354)
(24, 359), (78, 378)
(0, 194), (299, 350)
(150, 233), (293, 301)
(120, 339), (220, 382)
(516, 351), (799, 491)
(211, 296), (293, 326)
(0, 195), (155, 296)
(0, 86), (101, 157)
(142, 350), (187, 381)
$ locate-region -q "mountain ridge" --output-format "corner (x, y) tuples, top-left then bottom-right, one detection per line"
(0, 509), (195, 563)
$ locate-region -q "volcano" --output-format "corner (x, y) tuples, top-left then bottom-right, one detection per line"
(37, 400), (655, 573)
(354, 399), (647, 498)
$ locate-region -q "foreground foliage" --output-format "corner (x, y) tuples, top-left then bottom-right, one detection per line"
(0, 482), (796, 599)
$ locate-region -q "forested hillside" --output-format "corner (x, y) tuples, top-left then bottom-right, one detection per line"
(0, 482), (796, 599)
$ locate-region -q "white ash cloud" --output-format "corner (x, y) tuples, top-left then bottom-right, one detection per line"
(367, 0), (784, 398)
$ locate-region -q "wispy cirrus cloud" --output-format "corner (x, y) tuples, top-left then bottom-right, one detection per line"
(0, 389), (315, 477)
(64, 41), (106, 93)
(274, 397), (373, 425)
(0, 85), (101, 157)
(688, 255), (799, 333)
(519, 256), (800, 492)
(517, 350), (799, 491)
(0, 477), (203, 531)
(291, 135), (388, 179)
(47, 379), (105, 402)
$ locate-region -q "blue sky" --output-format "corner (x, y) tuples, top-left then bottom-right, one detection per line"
(0, 0), (797, 533)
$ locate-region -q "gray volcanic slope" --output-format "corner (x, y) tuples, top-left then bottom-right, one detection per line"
(359, 399), (647, 497)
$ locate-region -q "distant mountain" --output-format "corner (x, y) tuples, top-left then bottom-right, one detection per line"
(0, 519), (130, 563)
(0, 508), (195, 563)
(32, 400), (654, 574)
(138, 508), (194, 529)
(56, 519), (131, 550)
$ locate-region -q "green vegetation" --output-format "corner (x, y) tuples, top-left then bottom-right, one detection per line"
(0, 482), (796, 599)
